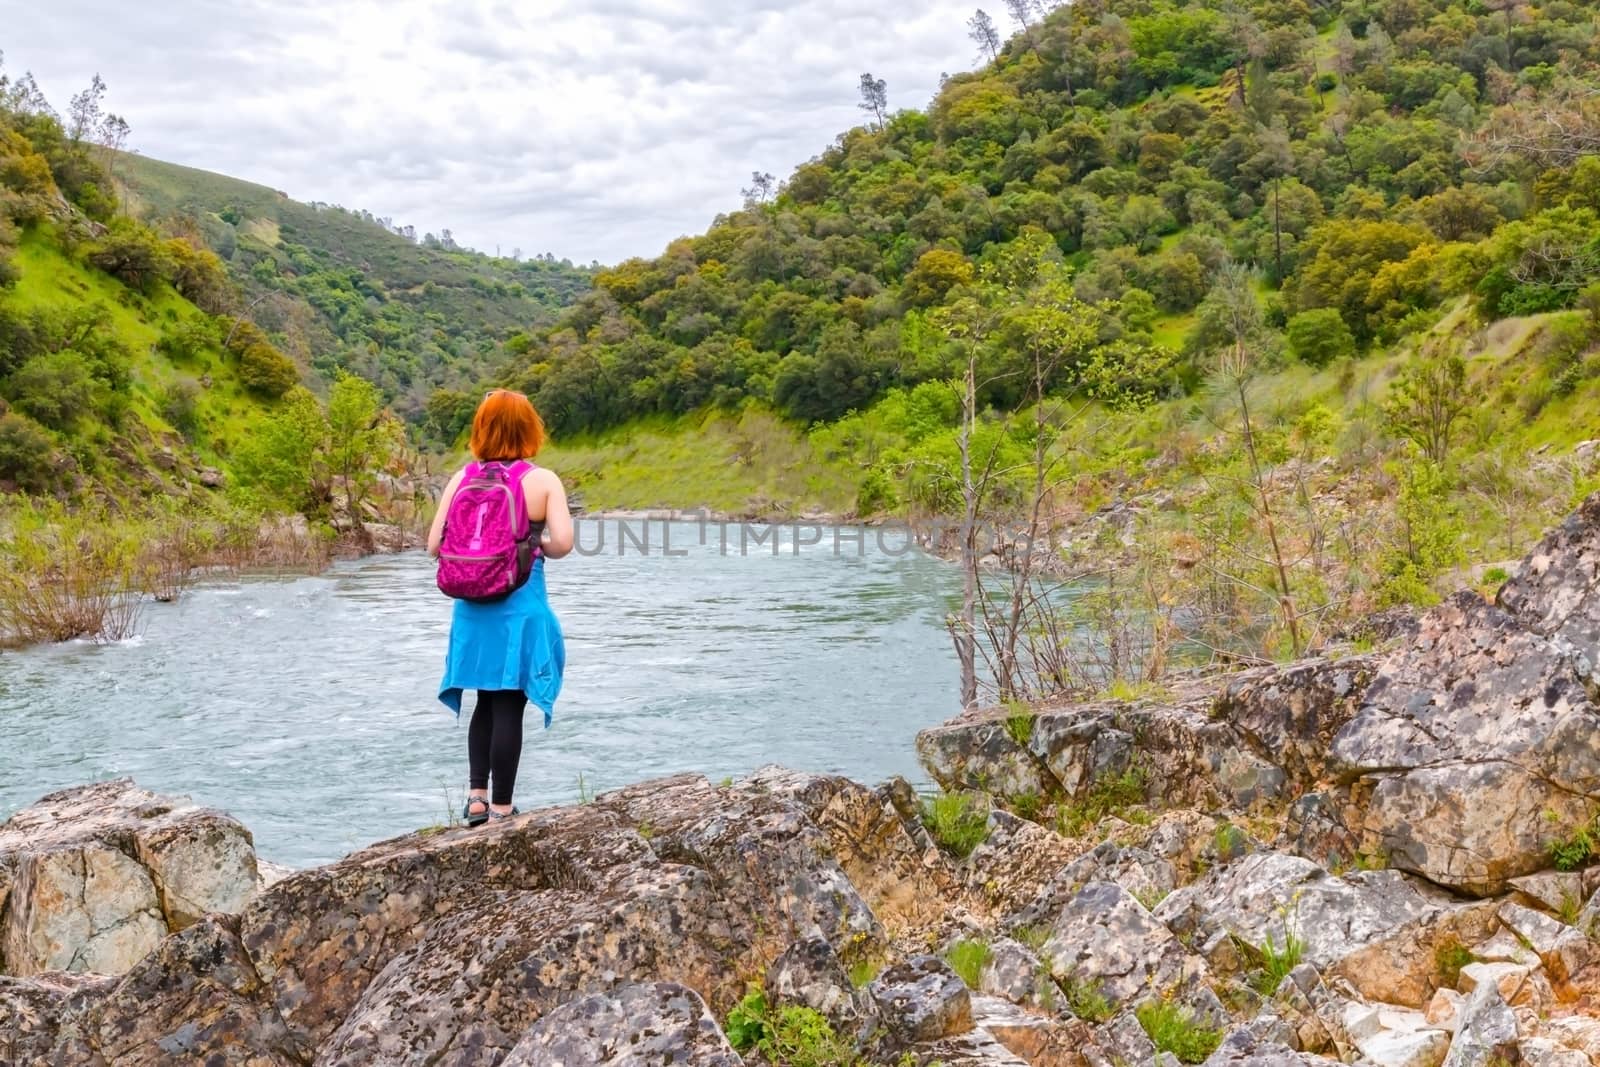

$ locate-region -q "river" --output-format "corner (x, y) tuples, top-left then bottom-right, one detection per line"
(0, 519), (962, 866)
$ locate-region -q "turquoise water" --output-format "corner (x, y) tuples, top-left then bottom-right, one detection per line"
(0, 521), (961, 866)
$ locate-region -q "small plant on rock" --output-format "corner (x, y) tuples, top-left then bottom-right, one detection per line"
(1061, 972), (1115, 1023)
(1136, 1000), (1223, 1064)
(1055, 765), (1147, 837)
(945, 939), (992, 989)
(1548, 818), (1597, 871)
(725, 986), (771, 1050)
(1251, 926), (1306, 994)
(1006, 789), (1043, 822)
(920, 790), (992, 858)
(1434, 938), (1474, 988)
(1003, 702), (1036, 746)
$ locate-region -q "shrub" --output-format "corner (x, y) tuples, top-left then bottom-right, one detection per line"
(946, 940), (992, 988)
(83, 218), (175, 294)
(1136, 1001), (1223, 1064)
(4, 350), (97, 430)
(920, 791), (992, 858)
(0, 410), (61, 493)
(1285, 308), (1356, 368)
(0, 500), (144, 646)
(161, 380), (202, 439)
(238, 342), (301, 399)
(722, 986), (858, 1066)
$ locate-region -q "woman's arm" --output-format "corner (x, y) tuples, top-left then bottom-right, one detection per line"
(426, 470), (465, 558)
(530, 467), (575, 559)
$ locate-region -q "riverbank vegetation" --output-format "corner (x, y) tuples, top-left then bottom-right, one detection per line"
(490, 0), (1600, 695)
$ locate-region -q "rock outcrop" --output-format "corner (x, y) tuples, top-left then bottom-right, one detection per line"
(13, 496), (1600, 1064)
(0, 779), (259, 977)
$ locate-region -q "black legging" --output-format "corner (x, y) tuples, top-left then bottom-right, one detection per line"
(468, 689), (528, 805)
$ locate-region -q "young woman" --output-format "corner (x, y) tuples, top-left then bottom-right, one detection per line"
(428, 389), (574, 824)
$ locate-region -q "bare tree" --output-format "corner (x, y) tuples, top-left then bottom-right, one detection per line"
(67, 74), (107, 146)
(857, 73), (888, 130)
(740, 171), (777, 206)
(1198, 263), (1306, 658)
(968, 9), (1002, 63)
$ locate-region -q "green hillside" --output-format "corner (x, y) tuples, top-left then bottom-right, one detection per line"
(116, 152), (591, 441)
(504, 0), (1600, 656)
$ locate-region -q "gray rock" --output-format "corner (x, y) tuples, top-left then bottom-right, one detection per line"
(975, 937), (1054, 1010)
(0, 779), (259, 977)
(1499, 491), (1600, 683)
(869, 955), (973, 1046)
(1039, 881), (1201, 1009)
(1331, 592), (1600, 895)
(765, 937), (866, 1034)
(1441, 981), (1519, 1067)
(1154, 851), (1451, 975)
(1216, 655), (1378, 794)
(1201, 1025), (1332, 1066)
(500, 982), (742, 1066)
(915, 717), (1052, 799)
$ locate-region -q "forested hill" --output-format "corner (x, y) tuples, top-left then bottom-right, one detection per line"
(513, 0), (1600, 437)
(116, 153), (592, 442)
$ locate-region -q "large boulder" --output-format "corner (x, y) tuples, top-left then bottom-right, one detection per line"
(1, 770), (965, 1065)
(1035, 881), (1203, 1010)
(1154, 852), (1456, 978)
(1498, 491), (1600, 681)
(1331, 593), (1600, 895)
(499, 982), (743, 1067)
(0, 780), (260, 977)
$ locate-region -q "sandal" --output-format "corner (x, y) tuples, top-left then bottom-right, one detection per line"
(488, 806), (520, 821)
(463, 794), (490, 828)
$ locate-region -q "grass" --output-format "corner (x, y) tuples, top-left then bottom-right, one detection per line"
(1434, 938), (1475, 988)
(1002, 703), (1036, 746)
(542, 406), (858, 517)
(920, 791), (992, 858)
(1251, 927), (1306, 994)
(1136, 1001), (1224, 1064)
(1546, 810), (1599, 871)
(1061, 973), (1115, 1023)
(945, 940), (992, 989)
(1006, 790), (1043, 822)
(1055, 765), (1147, 837)
(847, 958), (882, 989)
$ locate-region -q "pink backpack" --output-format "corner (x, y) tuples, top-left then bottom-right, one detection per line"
(436, 461), (540, 602)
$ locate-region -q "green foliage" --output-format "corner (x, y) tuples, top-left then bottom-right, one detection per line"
(1434, 938), (1474, 988)
(945, 940), (992, 989)
(1002, 703), (1035, 746)
(83, 218), (175, 293)
(1548, 817), (1598, 872)
(115, 152), (591, 432)
(724, 987), (770, 1051)
(0, 410), (60, 492)
(920, 791), (992, 858)
(1061, 973), (1114, 1024)
(722, 986), (859, 1067)
(238, 341), (300, 399)
(1378, 449), (1464, 607)
(1251, 926), (1306, 995)
(1136, 1001), (1223, 1064)
(1285, 309), (1356, 368)
(1056, 765), (1147, 837)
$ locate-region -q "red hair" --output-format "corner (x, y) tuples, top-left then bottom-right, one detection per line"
(470, 390), (546, 462)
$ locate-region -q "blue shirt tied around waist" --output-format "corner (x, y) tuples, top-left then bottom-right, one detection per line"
(438, 556), (565, 727)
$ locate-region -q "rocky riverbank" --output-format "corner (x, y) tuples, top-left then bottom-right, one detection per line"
(10, 497), (1600, 1064)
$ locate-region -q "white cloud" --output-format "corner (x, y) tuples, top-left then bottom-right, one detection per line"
(6, 0), (987, 264)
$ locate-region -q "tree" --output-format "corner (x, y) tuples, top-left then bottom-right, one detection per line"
(740, 171), (776, 206)
(326, 373), (402, 535)
(1384, 345), (1468, 466)
(1285, 309), (1355, 368)
(857, 73), (888, 130)
(968, 9), (1002, 62)
(83, 219), (175, 294)
(238, 342), (300, 399)
(0, 411), (59, 493)
(66, 74), (106, 145)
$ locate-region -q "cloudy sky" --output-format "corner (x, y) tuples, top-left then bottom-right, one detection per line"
(7, 0), (985, 265)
